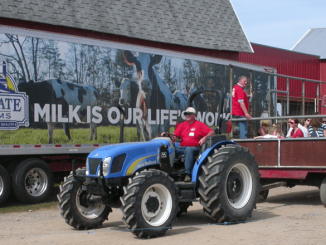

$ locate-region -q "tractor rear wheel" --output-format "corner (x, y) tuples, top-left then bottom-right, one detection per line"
(120, 169), (179, 238)
(198, 144), (260, 222)
(57, 168), (112, 229)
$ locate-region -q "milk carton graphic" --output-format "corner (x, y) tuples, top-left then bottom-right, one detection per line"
(0, 60), (29, 130)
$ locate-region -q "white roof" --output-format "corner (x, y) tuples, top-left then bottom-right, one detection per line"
(292, 28), (326, 59)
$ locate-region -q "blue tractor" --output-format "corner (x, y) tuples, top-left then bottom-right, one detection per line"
(57, 89), (260, 238)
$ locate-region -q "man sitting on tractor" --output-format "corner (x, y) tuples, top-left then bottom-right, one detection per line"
(161, 107), (215, 182)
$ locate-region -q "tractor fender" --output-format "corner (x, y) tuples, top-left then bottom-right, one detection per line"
(191, 141), (238, 182)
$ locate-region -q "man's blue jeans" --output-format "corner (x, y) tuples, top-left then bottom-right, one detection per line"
(175, 146), (199, 175)
(234, 115), (248, 139)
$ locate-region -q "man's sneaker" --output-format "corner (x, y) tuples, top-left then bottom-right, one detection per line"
(184, 174), (191, 182)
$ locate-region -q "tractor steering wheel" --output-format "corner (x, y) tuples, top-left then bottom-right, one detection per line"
(165, 133), (183, 142)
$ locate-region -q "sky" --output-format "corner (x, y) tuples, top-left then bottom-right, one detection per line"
(231, 0), (326, 50)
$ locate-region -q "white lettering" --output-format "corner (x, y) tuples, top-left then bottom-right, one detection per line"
(87, 106), (91, 123)
(51, 104), (56, 122)
(160, 109), (169, 125)
(156, 109), (160, 124)
(197, 112), (206, 122)
(205, 112), (214, 126)
(123, 108), (132, 124)
(148, 109), (155, 125)
(92, 106), (102, 123)
(108, 107), (120, 124)
(58, 104), (68, 122)
(169, 110), (177, 125)
(181, 110), (186, 120)
(133, 108), (143, 125)
(34, 103), (50, 122)
(69, 105), (81, 123)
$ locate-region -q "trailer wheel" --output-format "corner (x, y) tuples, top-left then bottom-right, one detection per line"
(320, 177), (326, 207)
(121, 169), (179, 238)
(177, 202), (192, 217)
(12, 158), (54, 204)
(198, 144), (260, 222)
(57, 168), (112, 229)
(0, 165), (11, 207)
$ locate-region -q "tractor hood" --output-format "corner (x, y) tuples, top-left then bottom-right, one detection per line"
(86, 138), (174, 178)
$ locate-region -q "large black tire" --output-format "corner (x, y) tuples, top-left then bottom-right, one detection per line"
(57, 168), (112, 230)
(12, 158), (54, 204)
(198, 144), (260, 222)
(0, 164), (11, 207)
(320, 177), (326, 207)
(120, 169), (179, 238)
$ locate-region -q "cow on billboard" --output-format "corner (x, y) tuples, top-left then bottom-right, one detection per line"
(116, 78), (190, 141)
(186, 83), (207, 112)
(115, 78), (150, 141)
(123, 51), (174, 140)
(18, 79), (99, 144)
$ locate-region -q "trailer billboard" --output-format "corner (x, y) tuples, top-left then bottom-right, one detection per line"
(0, 29), (276, 144)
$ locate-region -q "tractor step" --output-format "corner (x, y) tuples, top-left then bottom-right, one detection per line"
(175, 181), (196, 188)
(175, 181), (196, 201)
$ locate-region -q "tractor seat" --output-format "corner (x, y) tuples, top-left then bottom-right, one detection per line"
(177, 134), (227, 161)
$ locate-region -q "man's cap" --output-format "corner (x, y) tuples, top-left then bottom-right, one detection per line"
(184, 107), (196, 115)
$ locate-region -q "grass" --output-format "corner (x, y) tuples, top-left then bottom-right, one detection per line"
(0, 125), (140, 145)
(0, 185), (60, 214)
(0, 201), (59, 214)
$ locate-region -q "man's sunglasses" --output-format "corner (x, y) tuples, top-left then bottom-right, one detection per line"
(185, 113), (193, 116)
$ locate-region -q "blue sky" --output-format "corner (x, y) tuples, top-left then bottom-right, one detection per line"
(231, 0), (326, 50)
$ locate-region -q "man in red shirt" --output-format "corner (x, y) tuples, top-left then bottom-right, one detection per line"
(232, 76), (252, 139)
(161, 107), (215, 181)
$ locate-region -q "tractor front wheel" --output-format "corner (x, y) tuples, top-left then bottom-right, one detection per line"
(57, 168), (112, 229)
(120, 169), (179, 238)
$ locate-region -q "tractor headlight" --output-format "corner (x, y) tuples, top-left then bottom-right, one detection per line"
(86, 159), (89, 175)
(99, 157), (111, 177)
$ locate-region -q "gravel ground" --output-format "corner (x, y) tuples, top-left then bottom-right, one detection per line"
(0, 185), (326, 245)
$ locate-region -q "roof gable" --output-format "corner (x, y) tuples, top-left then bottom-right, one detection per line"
(0, 0), (253, 53)
(292, 28), (326, 59)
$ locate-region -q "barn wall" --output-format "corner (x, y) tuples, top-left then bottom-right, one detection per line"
(239, 43), (321, 100)
(320, 60), (326, 114)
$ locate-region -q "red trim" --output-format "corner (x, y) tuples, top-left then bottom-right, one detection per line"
(259, 169), (326, 179)
(0, 17), (240, 61)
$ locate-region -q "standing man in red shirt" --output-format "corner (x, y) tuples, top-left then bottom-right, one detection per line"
(161, 107), (215, 182)
(232, 76), (252, 139)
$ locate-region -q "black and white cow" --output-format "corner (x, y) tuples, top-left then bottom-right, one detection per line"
(186, 83), (207, 112)
(123, 51), (174, 139)
(18, 79), (99, 143)
(115, 78), (147, 141)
